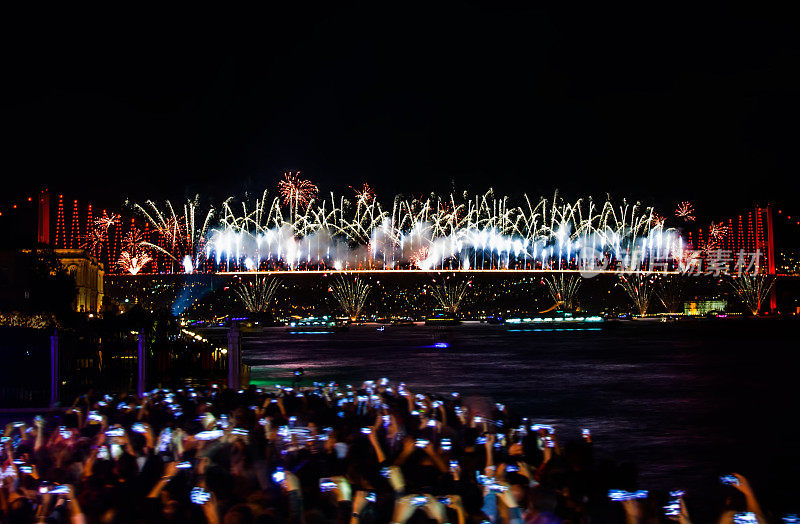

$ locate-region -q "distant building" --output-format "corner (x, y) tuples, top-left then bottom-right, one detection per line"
(683, 299), (727, 316)
(54, 249), (104, 313)
(1, 248), (104, 314)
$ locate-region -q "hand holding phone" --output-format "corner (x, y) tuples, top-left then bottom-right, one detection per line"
(272, 467), (285, 484)
(720, 475), (740, 486)
(190, 487), (211, 505)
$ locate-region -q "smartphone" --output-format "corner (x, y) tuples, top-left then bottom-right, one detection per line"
(176, 461), (193, 469)
(415, 439), (429, 448)
(476, 437), (487, 444)
(97, 446), (110, 460)
(664, 490), (684, 519)
(720, 475), (740, 486)
(411, 496), (428, 506)
(105, 428), (125, 437)
(381, 467), (391, 479)
(88, 412), (103, 422)
(608, 490), (648, 501)
(365, 492), (376, 503)
(733, 513), (759, 524)
(131, 423), (147, 434)
(158, 429), (172, 452)
(319, 478), (337, 492)
(272, 467), (285, 483)
(20, 466), (33, 474)
(474, 416), (483, 423)
(190, 487), (211, 505)
(449, 460), (459, 470)
(582, 428), (591, 437)
(441, 438), (452, 451)
(506, 465), (519, 473)
(438, 496), (452, 505)
(488, 483), (508, 492)
(360, 427), (372, 435)
(231, 428), (249, 436)
(426, 419), (437, 427)
(48, 485), (71, 495)
(194, 430), (224, 441)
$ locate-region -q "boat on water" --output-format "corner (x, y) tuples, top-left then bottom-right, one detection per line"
(286, 316), (349, 334)
(505, 311), (605, 331)
(424, 313), (461, 326)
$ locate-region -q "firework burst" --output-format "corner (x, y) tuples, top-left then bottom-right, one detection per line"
(123, 228), (147, 254)
(728, 274), (774, 315)
(234, 276), (281, 313)
(117, 251), (152, 275)
(430, 277), (470, 314)
(95, 213), (121, 231)
(709, 221), (730, 240)
(544, 274), (581, 311)
(618, 273), (656, 315)
(134, 196), (214, 271)
(330, 276), (372, 319)
(351, 182), (376, 203)
(656, 274), (686, 313)
(131, 188), (684, 275)
(279, 171), (318, 209)
(675, 201), (695, 222)
(650, 212), (665, 228)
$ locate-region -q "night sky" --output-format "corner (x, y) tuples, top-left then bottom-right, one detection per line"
(3, 4), (800, 221)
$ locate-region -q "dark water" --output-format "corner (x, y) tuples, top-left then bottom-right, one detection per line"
(243, 319), (800, 514)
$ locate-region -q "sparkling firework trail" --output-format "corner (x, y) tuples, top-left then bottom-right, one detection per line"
(430, 277), (470, 314)
(656, 274), (686, 313)
(675, 201), (695, 222)
(279, 171), (318, 218)
(134, 196), (214, 270)
(728, 274), (774, 315)
(123, 228), (147, 254)
(618, 273), (656, 315)
(95, 213), (121, 231)
(544, 274), (581, 311)
(329, 276), (372, 319)
(130, 187), (686, 275)
(234, 276), (280, 313)
(117, 251), (152, 275)
(709, 221), (730, 240)
(351, 183), (376, 203)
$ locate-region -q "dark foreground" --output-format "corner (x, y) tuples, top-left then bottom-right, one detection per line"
(243, 318), (800, 516)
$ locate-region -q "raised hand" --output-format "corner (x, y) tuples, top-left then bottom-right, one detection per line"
(391, 495), (420, 524)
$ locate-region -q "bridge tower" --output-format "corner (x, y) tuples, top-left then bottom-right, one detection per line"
(765, 205), (777, 312)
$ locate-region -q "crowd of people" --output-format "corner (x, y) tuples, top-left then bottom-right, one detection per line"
(0, 379), (773, 523)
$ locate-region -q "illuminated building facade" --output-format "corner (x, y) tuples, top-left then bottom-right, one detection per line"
(54, 249), (104, 313)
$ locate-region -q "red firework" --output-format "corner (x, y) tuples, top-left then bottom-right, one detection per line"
(650, 212), (665, 227)
(123, 228), (147, 254)
(351, 183), (376, 202)
(279, 171), (318, 208)
(675, 201), (695, 222)
(709, 221), (730, 240)
(117, 251), (152, 275)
